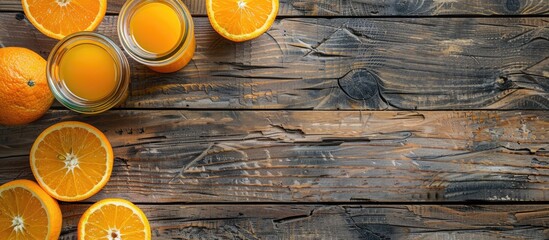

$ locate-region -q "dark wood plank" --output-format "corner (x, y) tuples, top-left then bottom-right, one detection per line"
(57, 204), (549, 239)
(1, 15), (547, 110)
(2, 0), (548, 16)
(1, 110), (547, 202)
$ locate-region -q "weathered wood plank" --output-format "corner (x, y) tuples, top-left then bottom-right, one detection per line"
(2, 0), (548, 16)
(1, 110), (547, 202)
(56, 204), (549, 239)
(1, 15), (547, 110)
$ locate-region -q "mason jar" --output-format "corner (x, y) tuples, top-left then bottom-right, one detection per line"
(117, 0), (196, 73)
(47, 32), (131, 114)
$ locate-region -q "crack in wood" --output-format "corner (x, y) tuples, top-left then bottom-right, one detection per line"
(170, 143), (214, 183)
(215, 61), (286, 70)
(273, 208), (316, 225)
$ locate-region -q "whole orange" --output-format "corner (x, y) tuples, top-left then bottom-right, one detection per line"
(0, 47), (53, 125)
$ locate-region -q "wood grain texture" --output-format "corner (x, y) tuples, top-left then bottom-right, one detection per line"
(56, 204), (549, 239)
(1, 110), (547, 202)
(1, 14), (547, 110)
(2, 0), (549, 16)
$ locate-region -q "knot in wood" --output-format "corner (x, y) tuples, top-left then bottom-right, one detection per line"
(496, 76), (512, 90)
(505, 0), (521, 13)
(394, 0), (411, 13)
(338, 69), (379, 101)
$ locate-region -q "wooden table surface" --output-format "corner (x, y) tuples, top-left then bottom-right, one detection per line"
(1, 0), (549, 239)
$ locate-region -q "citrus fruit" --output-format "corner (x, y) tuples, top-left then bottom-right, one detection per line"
(0, 179), (62, 240)
(21, 0), (107, 40)
(206, 0), (279, 42)
(0, 47), (53, 125)
(30, 121), (114, 202)
(78, 198), (151, 240)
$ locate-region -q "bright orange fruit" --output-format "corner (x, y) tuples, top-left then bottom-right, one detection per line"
(207, 0), (279, 42)
(30, 121), (114, 202)
(78, 198), (151, 240)
(0, 179), (62, 240)
(21, 0), (107, 40)
(0, 47), (53, 125)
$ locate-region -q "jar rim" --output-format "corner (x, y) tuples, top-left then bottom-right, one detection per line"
(117, 0), (194, 67)
(46, 32), (131, 114)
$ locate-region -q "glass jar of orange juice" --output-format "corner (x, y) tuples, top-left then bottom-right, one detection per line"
(47, 32), (131, 114)
(118, 0), (196, 73)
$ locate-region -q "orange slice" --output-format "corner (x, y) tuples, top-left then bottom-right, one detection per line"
(21, 0), (107, 40)
(206, 0), (279, 42)
(0, 179), (62, 240)
(78, 198), (151, 240)
(30, 121), (114, 202)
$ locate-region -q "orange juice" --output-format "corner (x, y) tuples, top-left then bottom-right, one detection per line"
(130, 2), (182, 54)
(59, 43), (117, 101)
(119, 0), (195, 73)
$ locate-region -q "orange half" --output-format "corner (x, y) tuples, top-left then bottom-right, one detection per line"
(21, 0), (107, 40)
(30, 121), (114, 202)
(78, 198), (151, 240)
(207, 0), (279, 42)
(0, 179), (62, 240)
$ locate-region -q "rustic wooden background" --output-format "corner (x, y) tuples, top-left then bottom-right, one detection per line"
(0, 0), (548, 239)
